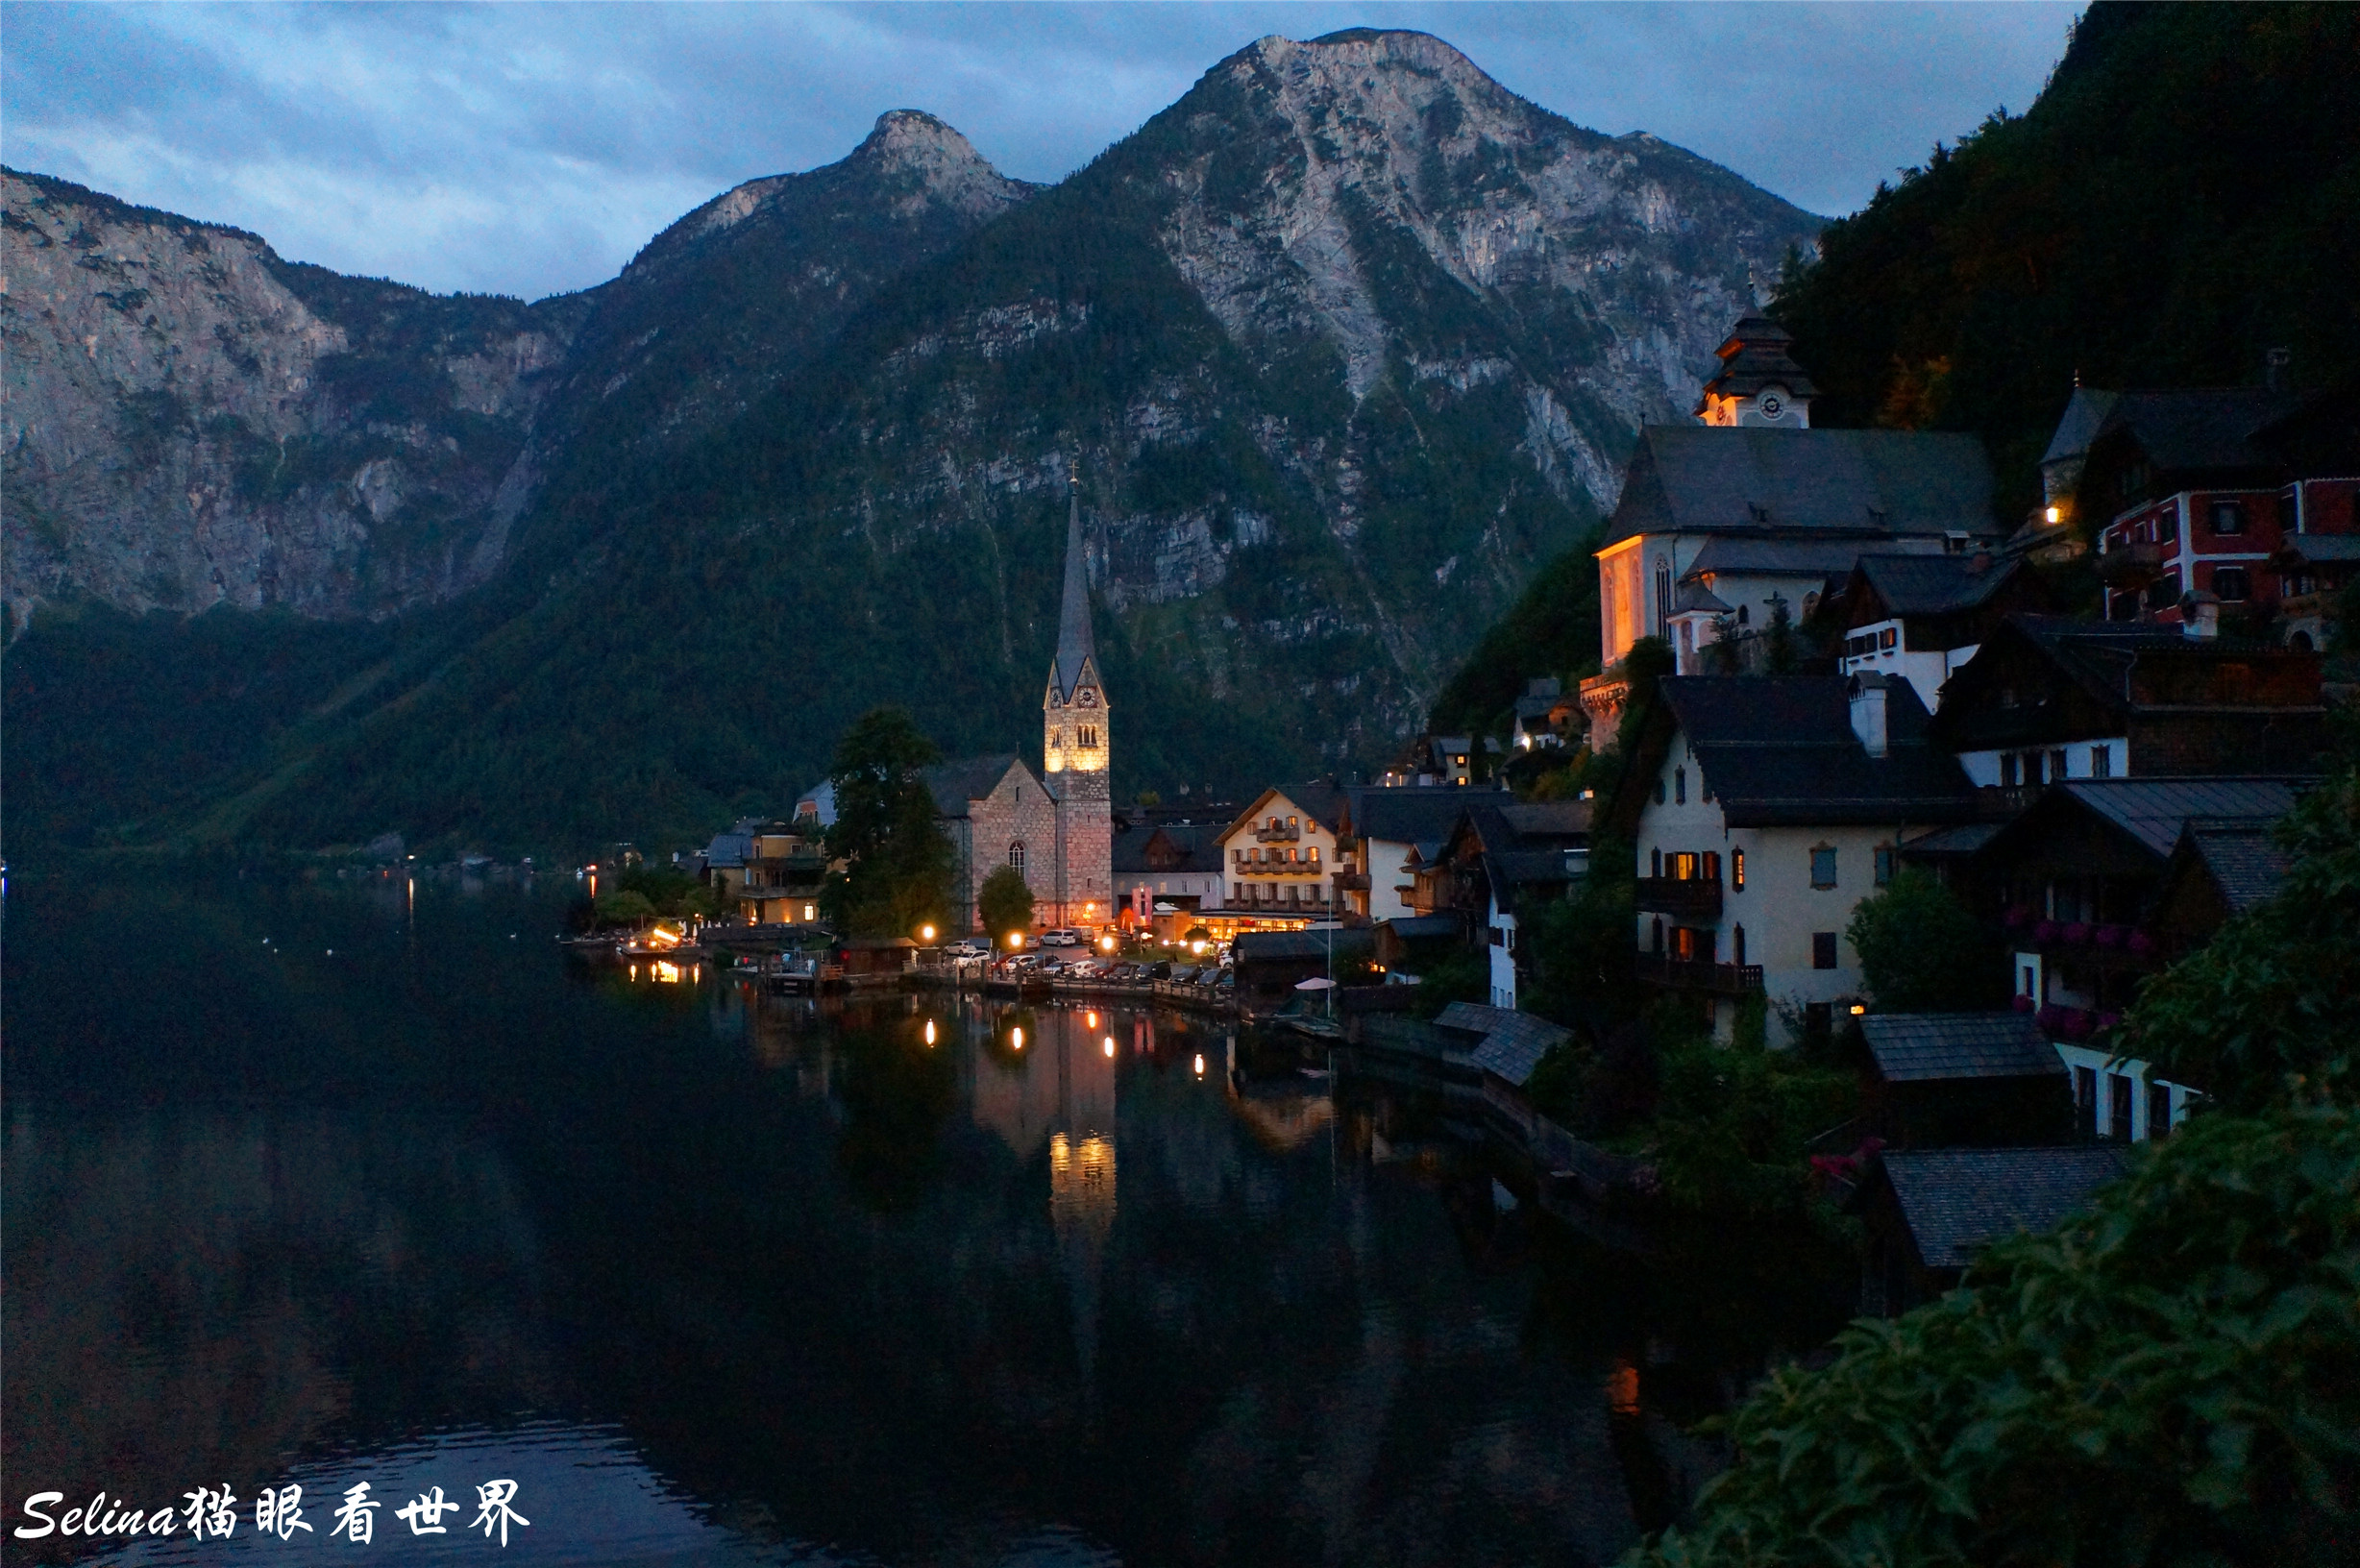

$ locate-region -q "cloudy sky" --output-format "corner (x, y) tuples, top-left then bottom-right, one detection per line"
(7, 2), (2079, 302)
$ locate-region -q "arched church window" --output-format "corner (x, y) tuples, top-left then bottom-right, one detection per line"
(1008, 842), (1026, 874)
(1654, 559), (1672, 638)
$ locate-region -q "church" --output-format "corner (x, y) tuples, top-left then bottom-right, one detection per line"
(925, 472), (1115, 933)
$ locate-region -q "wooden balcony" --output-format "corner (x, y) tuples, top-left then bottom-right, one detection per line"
(1253, 823), (1302, 843)
(1634, 876), (1722, 919)
(1634, 954), (1764, 995)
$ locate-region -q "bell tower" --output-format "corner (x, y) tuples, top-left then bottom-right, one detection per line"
(1042, 462), (1113, 927)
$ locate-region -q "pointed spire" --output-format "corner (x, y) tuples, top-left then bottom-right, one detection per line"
(1052, 458), (1096, 698)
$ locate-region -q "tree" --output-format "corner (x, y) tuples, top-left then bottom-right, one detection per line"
(2126, 771), (2360, 1114)
(1761, 593), (1799, 674)
(821, 707), (953, 938)
(977, 863), (1034, 943)
(1846, 869), (2004, 1013)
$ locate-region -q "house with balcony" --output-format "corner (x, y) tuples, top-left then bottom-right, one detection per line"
(1216, 785), (1346, 923)
(700, 819), (831, 925)
(1337, 784), (1509, 923)
(1928, 613), (2327, 797)
(2050, 385), (2360, 636)
(1829, 552), (2053, 713)
(1606, 673), (1979, 1044)
(1510, 677), (1580, 751)
(1582, 317), (2002, 746)
(1923, 775), (2309, 1141)
(1413, 801), (1592, 1010)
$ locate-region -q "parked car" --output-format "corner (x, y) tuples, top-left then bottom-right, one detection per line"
(1041, 928), (1084, 948)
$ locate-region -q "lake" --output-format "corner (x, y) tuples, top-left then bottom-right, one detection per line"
(3, 869), (1806, 1566)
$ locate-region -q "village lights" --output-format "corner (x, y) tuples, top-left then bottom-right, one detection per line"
(920, 923), (936, 943)
(1007, 931), (1026, 949)
(1103, 1037), (1117, 1058)
(1086, 1011), (1099, 1028)
(1012, 1027), (1025, 1051)
(923, 1019), (937, 1045)
(1850, 1003), (1868, 1016)
(1192, 1054), (1205, 1076)
(2045, 505), (2062, 525)
(1100, 935), (1117, 951)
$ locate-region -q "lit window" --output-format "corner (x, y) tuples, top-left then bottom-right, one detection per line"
(1733, 848), (1745, 890)
(1810, 847), (1837, 889)
(1008, 842), (1025, 874)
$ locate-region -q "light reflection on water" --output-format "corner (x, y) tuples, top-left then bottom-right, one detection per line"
(6, 872), (1661, 1567)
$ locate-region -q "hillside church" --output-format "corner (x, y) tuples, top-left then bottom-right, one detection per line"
(925, 474), (1115, 933)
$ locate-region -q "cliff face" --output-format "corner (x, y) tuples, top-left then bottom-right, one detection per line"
(4, 32), (1823, 852)
(1, 170), (575, 627)
(0, 115), (1034, 632)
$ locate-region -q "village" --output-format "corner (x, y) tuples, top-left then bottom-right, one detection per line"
(542, 315), (2358, 1321)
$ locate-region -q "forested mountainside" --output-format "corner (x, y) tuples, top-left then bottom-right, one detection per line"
(1772, 0), (2360, 518)
(1426, 0), (2360, 743)
(4, 29), (1820, 857)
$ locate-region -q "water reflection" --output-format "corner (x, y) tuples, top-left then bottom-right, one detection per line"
(3, 872), (1758, 1566)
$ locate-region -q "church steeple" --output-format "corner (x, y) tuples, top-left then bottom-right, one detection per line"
(1044, 460), (1107, 779)
(1051, 464), (1096, 701)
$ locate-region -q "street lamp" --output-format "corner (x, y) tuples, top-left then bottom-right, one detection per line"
(919, 923), (936, 943)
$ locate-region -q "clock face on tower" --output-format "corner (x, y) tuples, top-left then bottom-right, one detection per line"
(1759, 393), (1784, 419)
(1078, 689), (1097, 708)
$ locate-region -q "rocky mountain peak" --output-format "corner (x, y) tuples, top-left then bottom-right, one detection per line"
(848, 109), (1036, 217)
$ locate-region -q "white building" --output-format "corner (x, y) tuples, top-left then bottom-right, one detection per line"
(1215, 785), (1347, 920)
(1611, 673), (1979, 1045)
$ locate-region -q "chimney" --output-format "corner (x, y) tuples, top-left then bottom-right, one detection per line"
(2183, 590), (2221, 640)
(1849, 672), (1890, 758)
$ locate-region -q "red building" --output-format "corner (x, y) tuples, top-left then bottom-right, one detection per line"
(2043, 387), (2359, 640)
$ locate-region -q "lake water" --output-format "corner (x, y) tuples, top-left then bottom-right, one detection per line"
(3, 870), (1807, 1567)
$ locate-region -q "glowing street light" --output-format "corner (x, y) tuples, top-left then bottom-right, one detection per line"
(1192, 1053), (1205, 1077)
(1012, 1026), (1025, 1051)
(919, 923), (937, 943)
(923, 1019), (937, 1045)
(1103, 1036), (1117, 1058)
(1007, 931), (1026, 950)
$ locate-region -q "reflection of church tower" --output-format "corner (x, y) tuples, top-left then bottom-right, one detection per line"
(1043, 464), (1114, 927)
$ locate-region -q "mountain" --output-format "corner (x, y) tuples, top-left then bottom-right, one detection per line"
(3, 30), (1822, 857)
(1770, 0), (2360, 516)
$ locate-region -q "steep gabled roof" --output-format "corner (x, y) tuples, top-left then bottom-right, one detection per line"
(2176, 821), (2293, 914)
(923, 754), (1027, 819)
(2040, 387), (2121, 468)
(1347, 785), (1505, 845)
(2059, 778), (2306, 858)
(1851, 552), (2029, 619)
(1219, 781), (1348, 845)
(1112, 821), (1219, 875)
(1627, 676), (1976, 830)
(1875, 1146), (2132, 1269)
(2087, 388), (2301, 477)
(1861, 1013), (2062, 1084)
(1605, 427), (1995, 547)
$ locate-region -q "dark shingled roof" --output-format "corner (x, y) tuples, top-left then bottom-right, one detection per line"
(1434, 1003), (1573, 1088)
(1050, 482), (1097, 700)
(1684, 535), (1930, 581)
(2089, 388), (2300, 476)
(2179, 821), (2294, 913)
(2062, 778), (2304, 858)
(1606, 427), (1995, 547)
(1113, 821), (1219, 875)
(1500, 801), (1593, 841)
(1348, 786), (1507, 845)
(1861, 1013), (2062, 1084)
(1657, 676), (1977, 828)
(1232, 929), (1374, 964)
(2040, 387), (2120, 467)
(1377, 914), (1462, 942)
(1672, 578), (1735, 613)
(1854, 552), (2024, 617)
(1879, 1147), (2133, 1269)
(923, 755), (1023, 819)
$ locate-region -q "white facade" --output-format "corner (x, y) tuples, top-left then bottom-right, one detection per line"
(1487, 890), (1519, 1009)
(1954, 737), (2130, 789)
(1838, 618), (1984, 713)
(1216, 790), (1341, 917)
(1635, 734), (1917, 1046)
(2051, 1042), (2197, 1142)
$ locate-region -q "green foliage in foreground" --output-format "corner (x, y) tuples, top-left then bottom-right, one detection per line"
(1629, 771), (2360, 1567)
(1847, 870), (2005, 1014)
(2126, 772), (2360, 1114)
(822, 707), (954, 939)
(1629, 1105), (2360, 1568)
(976, 863), (1034, 943)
